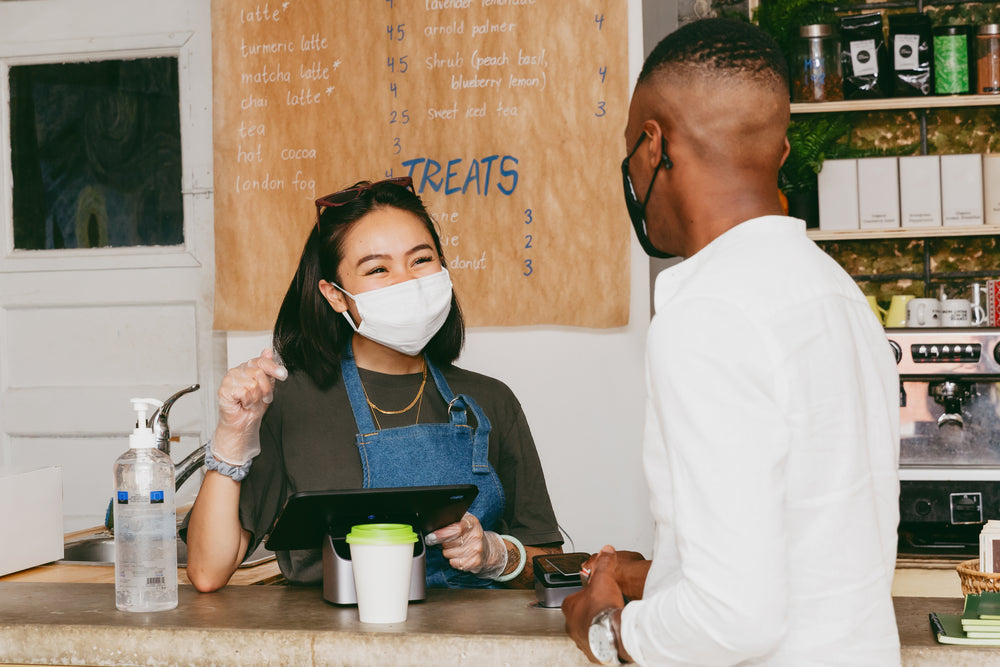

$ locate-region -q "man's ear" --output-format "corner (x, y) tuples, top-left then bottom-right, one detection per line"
(641, 120), (666, 170)
(778, 136), (791, 169)
(318, 280), (348, 313)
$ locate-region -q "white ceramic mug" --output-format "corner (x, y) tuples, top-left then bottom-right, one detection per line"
(906, 298), (942, 328)
(941, 298), (973, 327)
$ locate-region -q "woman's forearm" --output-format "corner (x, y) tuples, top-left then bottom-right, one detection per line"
(185, 470), (250, 592)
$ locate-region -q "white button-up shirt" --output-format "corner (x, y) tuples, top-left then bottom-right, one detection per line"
(621, 216), (901, 666)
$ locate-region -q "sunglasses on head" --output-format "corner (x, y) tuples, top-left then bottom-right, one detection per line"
(314, 177), (415, 229)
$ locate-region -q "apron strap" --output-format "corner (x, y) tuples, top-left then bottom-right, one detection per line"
(340, 342), (378, 434)
(463, 395), (492, 472)
(427, 360), (492, 471)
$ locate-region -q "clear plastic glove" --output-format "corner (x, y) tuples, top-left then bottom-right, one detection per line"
(425, 512), (508, 579)
(210, 348), (288, 466)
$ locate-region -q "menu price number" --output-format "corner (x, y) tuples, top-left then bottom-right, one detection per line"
(523, 208), (534, 276)
(387, 56), (409, 74)
(387, 23), (406, 42)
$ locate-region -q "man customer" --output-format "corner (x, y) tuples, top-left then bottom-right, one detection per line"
(563, 18), (901, 666)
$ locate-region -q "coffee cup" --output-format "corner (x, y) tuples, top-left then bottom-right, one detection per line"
(941, 298), (973, 327)
(346, 523), (418, 624)
(885, 295), (915, 328)
(866, 296), (887, 325)
(906, 298), (942, 328)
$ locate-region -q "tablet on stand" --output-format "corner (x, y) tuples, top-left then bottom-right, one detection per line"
(265, 484), (479, 605)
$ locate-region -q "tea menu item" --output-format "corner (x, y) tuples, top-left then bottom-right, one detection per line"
(211, 0), (629, 331)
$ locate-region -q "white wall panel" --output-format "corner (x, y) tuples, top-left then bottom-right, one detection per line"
(5, 304), (197, 388)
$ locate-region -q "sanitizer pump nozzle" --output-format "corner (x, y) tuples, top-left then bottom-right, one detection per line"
(129, 398), (162, 449)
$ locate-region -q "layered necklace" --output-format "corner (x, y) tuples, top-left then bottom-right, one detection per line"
(361, 361), (427, 430)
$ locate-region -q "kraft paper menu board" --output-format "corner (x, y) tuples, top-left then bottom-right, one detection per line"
(212, 0), (629, 331)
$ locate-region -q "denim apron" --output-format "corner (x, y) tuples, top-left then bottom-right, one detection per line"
(340, 345), (506, 588)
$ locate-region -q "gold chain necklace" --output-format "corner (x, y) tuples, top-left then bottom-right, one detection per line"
(361, 362), (427, 429)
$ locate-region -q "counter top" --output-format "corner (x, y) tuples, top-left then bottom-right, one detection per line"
(0, 559), (282, 586)
(0, 584), (996, 666)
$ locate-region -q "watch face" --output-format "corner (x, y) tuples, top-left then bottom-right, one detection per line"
(588, 621), (618, 665)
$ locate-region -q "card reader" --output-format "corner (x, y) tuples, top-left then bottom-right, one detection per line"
(533, 552), (590, 608)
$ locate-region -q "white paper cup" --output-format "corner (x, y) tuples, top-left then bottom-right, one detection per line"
(346, 523), (417, 624)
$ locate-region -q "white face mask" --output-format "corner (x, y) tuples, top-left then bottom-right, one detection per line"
(333, 269), (453, 356)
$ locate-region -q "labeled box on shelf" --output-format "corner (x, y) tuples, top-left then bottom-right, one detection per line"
(0, 466), (63, 576)
(899, 155), (942, 228)
(818, 158), (860, 231)
(941, 153), (984, 227)
(858, 157), (900, 230)
(984, 154), (1000, 227)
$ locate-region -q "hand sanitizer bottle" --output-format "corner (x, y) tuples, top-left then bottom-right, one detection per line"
(113, 398), (178, 612)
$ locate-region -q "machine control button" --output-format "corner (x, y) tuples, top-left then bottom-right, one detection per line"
(889, 340), (902, 364)
(915, 499), (933, 516)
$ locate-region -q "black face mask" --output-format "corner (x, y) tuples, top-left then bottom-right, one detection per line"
(621, 133), (673, 259)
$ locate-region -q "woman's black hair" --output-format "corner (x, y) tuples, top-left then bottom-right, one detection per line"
(272, 180), (464, 389)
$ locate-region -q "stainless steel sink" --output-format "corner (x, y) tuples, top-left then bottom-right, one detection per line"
(60, 531), (275, 568)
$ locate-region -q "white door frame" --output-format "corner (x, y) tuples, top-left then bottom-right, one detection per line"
(0, 0), (215, 530)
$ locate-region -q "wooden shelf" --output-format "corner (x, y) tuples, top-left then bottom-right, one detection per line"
(808, 224), (1000, 241)
(791, 94), (1000, 114)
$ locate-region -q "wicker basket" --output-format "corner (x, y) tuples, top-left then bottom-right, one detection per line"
(957, 559), (1000, 595)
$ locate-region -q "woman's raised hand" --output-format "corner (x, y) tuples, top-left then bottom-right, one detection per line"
(425, 512), (508, 578)
(212, 348), (288, 466)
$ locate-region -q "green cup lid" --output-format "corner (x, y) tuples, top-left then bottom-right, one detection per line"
(345, 523), (418, 545)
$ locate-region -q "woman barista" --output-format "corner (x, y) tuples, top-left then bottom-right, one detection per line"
(185, 177), (562, 591)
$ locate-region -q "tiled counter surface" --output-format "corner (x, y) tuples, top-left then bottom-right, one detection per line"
(0, 584), (997, 666)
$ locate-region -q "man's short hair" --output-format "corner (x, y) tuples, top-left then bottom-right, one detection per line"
(638, 18), (788, 92)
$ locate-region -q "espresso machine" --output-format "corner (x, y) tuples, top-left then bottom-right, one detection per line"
(889, 328), (1000, 557)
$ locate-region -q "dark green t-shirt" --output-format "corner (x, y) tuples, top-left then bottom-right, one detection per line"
(239, 362), (562, 583)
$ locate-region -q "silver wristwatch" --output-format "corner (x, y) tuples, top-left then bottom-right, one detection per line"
(588, 608), (624, 665)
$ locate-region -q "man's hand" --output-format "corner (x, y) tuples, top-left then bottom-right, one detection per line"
(581, 549), (650, 601)
(562, 546), (631, 664)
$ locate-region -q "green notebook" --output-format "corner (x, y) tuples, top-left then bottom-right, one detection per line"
(961, 593), (1000, 629)
(931, 612), (1000, 646)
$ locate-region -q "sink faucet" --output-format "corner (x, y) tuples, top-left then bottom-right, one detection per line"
(147, 384), (209, 491)
(150, 384), (199, 456)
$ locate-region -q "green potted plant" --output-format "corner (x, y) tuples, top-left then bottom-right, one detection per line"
(780, 115), (854, 227)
